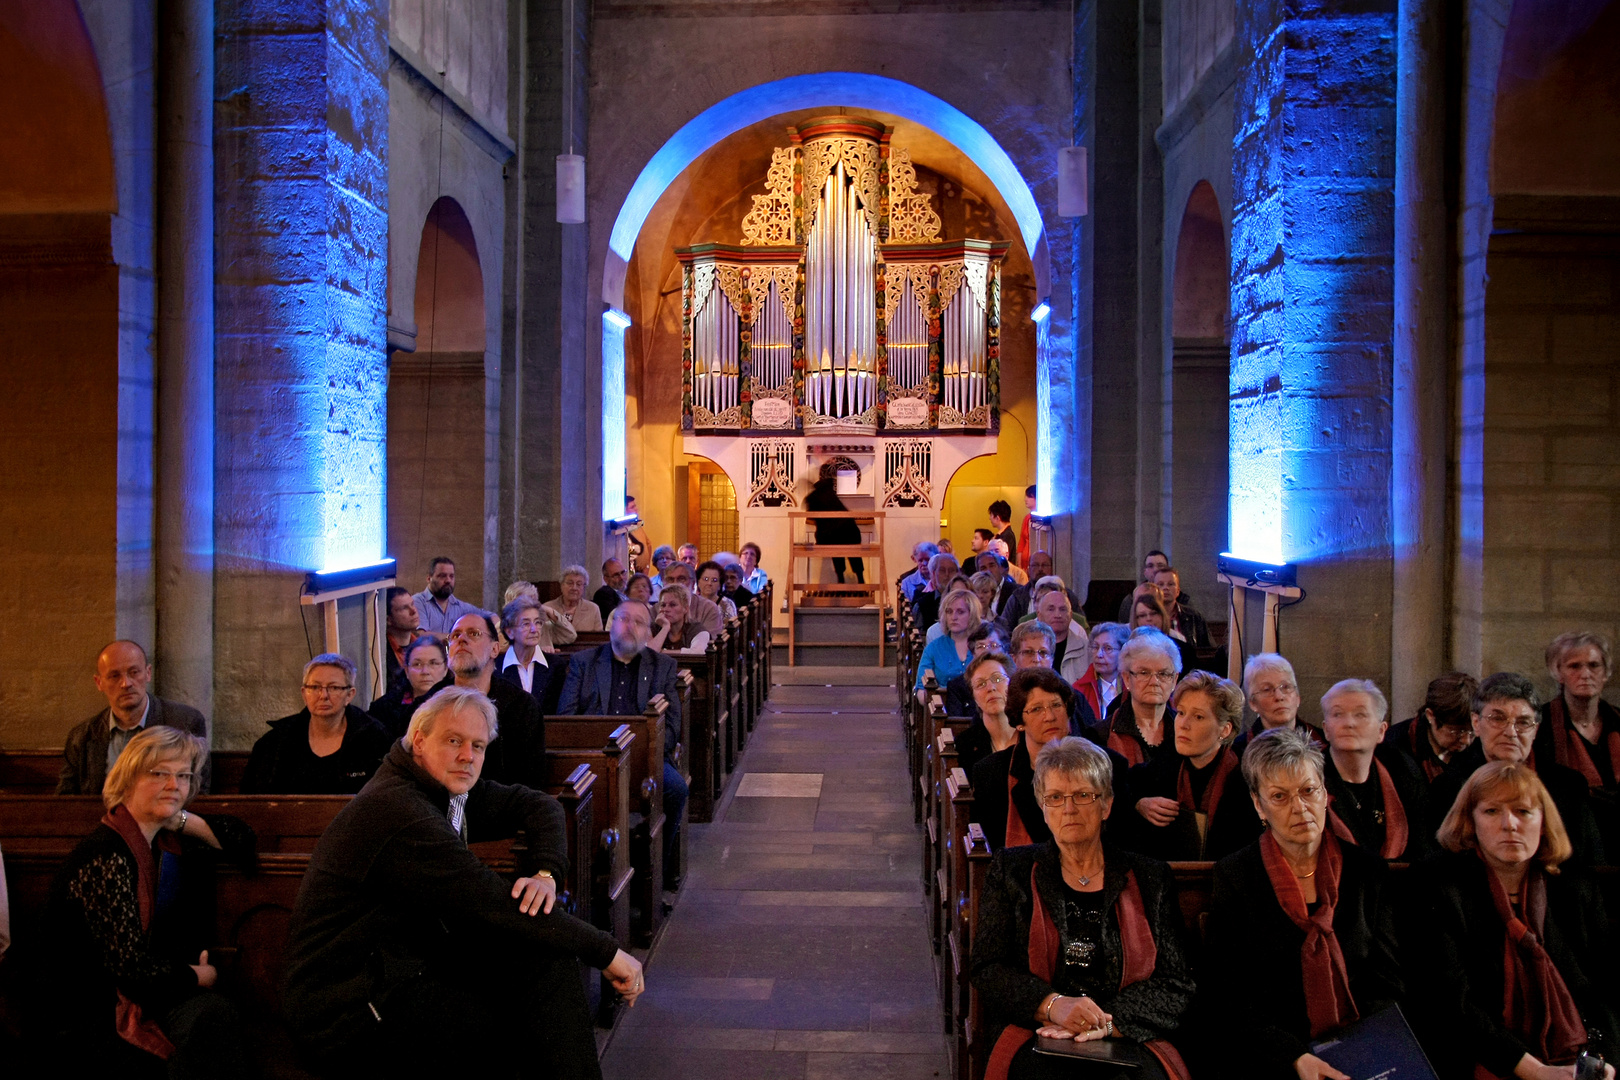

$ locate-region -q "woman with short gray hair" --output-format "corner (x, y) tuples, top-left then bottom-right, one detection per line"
(971, 736), (1195, 1080)
(1201, 727), (1403, 1080)
(1318, 678), (1428, 861)
(1537, 629), (1618, 796)
(1236, 652), (1312, 756)
(543, 564), (604, 631)
(1124, 671), (1258, 861)
(1103, 630), (1183, 768)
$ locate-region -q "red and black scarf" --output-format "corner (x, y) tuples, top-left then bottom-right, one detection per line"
(1471, 856), (1586, 1079)
(1326, 758), (1410, 861)
(1177, 747), (1238, 852)
(103, 804), (185, 1059)
(985, 859), (1191, 1080)
(1105, 698), (1170, 769)
(1408, 719), (1446, 783)
(1546, 697), (1620, 790)
(1261, 828), (1359, 1038)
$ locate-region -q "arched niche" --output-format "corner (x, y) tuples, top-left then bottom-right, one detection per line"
(0, 0), (120, 745)
(388, 197), (489, 608)
(1168, 180), (1230, 598)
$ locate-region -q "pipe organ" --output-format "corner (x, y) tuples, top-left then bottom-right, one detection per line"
(678, 116), (1008, 436)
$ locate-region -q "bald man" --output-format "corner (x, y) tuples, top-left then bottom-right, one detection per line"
(59, 640), (211, 794)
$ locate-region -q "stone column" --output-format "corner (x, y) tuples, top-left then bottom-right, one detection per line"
(1391, 0), (1452, 716)
(213, 0), (389, 746)
(156, 0), (214, 717)
(1230, 0), (1398, 703)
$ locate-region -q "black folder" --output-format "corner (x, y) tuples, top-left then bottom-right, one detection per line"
(1033, 1035), (1148, 1069)
(1310, 1005), (1440, 1080)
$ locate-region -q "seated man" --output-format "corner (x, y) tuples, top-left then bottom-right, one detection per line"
(384, 586), (422, 689)
(911, 552), (960, 632)
(998, 550), (1081, 630)
(1433, 671), (1607, 865)
(448, 613), (547, 787)
(1151, 566), (1210, 649)
(1115, 549), (1172, 622)
(897, 541), (939, 602)
(593, 558), (628, 619)
(559, 600), (689, 891)
(282, 687), (643, 1078)
(973, 550), (1018, 621)
(240, 653), (391, 794)
(1023, 578), (1089, 684)
(60, 639), (211, 794)
(656, 560), (724, 637)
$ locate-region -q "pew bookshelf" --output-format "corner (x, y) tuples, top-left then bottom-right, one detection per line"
(785, 510), (889, 666)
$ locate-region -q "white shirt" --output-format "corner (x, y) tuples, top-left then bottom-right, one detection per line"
(1098, 675), (1121, 713)
(501, 645), (547, 694)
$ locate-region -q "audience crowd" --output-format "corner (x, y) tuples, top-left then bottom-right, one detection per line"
(10, 516), (1620, 1080)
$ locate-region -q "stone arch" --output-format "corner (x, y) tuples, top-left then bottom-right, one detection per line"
(0, 0), (121, 743)
(388, 197), (490, 608)
(1167, 180), (1229, 597)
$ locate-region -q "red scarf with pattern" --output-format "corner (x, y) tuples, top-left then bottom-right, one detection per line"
(102, 804), (183, 1059)
(1326, 758), (1410, 860)
(1177, 747), (1238, 851)
(1546, 697), (1620, 790)
(1261, 828), (1358, 1038)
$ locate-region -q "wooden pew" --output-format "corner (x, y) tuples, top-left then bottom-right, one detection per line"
(544, 728), (635, 967)
(677, 642), (727, 823)
(546, 699), (670, 947)
(0, 748), (254, 795)
(944, 768), (976, 1078)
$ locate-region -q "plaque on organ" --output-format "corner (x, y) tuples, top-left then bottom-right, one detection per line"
(751, 397), (794, 428)
(886, 397), (930, 427)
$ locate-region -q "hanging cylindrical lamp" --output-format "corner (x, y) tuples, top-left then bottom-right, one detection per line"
(556, 153), (585, 224)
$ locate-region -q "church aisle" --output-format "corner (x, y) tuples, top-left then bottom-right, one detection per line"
(601, 667), (949, 1080)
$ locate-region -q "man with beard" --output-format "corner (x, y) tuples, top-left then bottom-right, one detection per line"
(413, 556), (486, 637)
(559, 601), (688, 890)
(446, 612), (546, 787)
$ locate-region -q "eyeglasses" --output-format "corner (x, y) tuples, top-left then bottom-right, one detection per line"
(971, 673), (1010, 691)
(1023, 702), (1068, 718)
(407, 659), (445, 671)
(1017, 648), (1053, 661)
(1040, 791), (1105, 809)
(302, 684), (353, 696)
(449, 629), (488, 641)
(1128, 669), (1178, 683)
(1251, 682), (1297, 698)
(1479, 713), (1539, 733)
(1262, 784), (1325, 807)
(146, 769), (195, 785)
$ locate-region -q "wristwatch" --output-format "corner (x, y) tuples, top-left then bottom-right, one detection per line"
(536, 870), (554, 880)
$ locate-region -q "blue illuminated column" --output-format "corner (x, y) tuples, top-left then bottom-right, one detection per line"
(1229, 0), (1397, 693)
(213, 0), (389, 742)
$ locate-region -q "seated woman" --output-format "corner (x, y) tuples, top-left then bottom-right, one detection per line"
(1318, 678), (1433, 862)
(1128, 594), (1198, 678)
(972, 571), (1003, 627)
(1126, 671), (1258, 862)
(926, 576), (976, 645)
(916, 589), (984, 703)
(739, 541), (770, 594)
(650, 584), (710, 654)
(625, 572), (654, 604)
(696, 559), (738, 622)
(241, 652), (392, 794)
(1408, 761), (1618, 1080)
(1073, 623), (1129, 730)
(971, 737), (1196, 1080)
(721, 560), (756, 610)
(973, 669), (1091, 852)
(369, 635), (448, 739)
(955, 652), (1020, 778)
(1100, 630), (1181, 768)
(46, 726), (256, 1074)
(946, 621), (1007, 717)
(1382, 671), (1477, 784)
(1235, 653), (1318, 757)
(1199, 727), (1402, 1080)
(542, 563), (604, 631)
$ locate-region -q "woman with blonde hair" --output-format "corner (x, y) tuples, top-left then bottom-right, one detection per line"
(1407, 762), (1618, 1080)
(45, 725), (256, 1073)
(650, 580), (710, 653)
(915, 588), (983, 703)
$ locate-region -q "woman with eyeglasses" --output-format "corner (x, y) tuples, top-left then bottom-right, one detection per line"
(1234, 653), (1319, 758)
(369, 636), (451, 740)
(1100, 630), (1182, 769)
(1405, 762), (1619, 1080)
(971, 737), (1196, 1080)
(45, 725), (256, 1073)
(954, 651), (1019, 778)
(972, 669), (1126, 854)
(240, 652), (392, 795)
(1381, 671), (1477, 784)
(1124, 672), (1259, 862)
(1196, 727), (1402, 1080)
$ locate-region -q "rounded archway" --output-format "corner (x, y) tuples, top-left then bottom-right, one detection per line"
(388, 197), (489, 606)
(1168, 180), (1229, 597)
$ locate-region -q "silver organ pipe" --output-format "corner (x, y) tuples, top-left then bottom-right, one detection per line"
(803, 158), (877, 419)
(751, 278), (790, 389)
(693, 285), (740, 417)
(886, 276), (927, 389)
(943, 278), (987, 417)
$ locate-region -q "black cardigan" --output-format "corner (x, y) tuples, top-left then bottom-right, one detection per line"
(971, 737), (1133, 853)
(1322, 749), (1439, 862)
(969, 842), (1195, 1044)
(1198, 838), (1404, 1080)
(239, 705), (393, 795)
(282, 741), (618, 1059)
(1122, 750), (1260, 862)
(1431, 744), (1607, 867)
(1402, 851), (1620, 1079)
(45, 815), (257, 1037)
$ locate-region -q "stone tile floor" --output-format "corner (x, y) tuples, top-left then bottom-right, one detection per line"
(601, 668), (949, 1080)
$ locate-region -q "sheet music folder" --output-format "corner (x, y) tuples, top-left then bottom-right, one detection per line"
(1310, 1005), (1440, 1080)
(1032, 1035), (1147, 1069)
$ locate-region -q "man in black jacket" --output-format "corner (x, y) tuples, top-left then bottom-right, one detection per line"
(593, 557), (628, 620)
(282, 686), (642, 1078)
(59, 640), (211, 794)
(447, 612), (547, 787)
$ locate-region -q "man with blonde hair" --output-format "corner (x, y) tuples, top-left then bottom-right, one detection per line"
(284, 686), (643, 1077)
